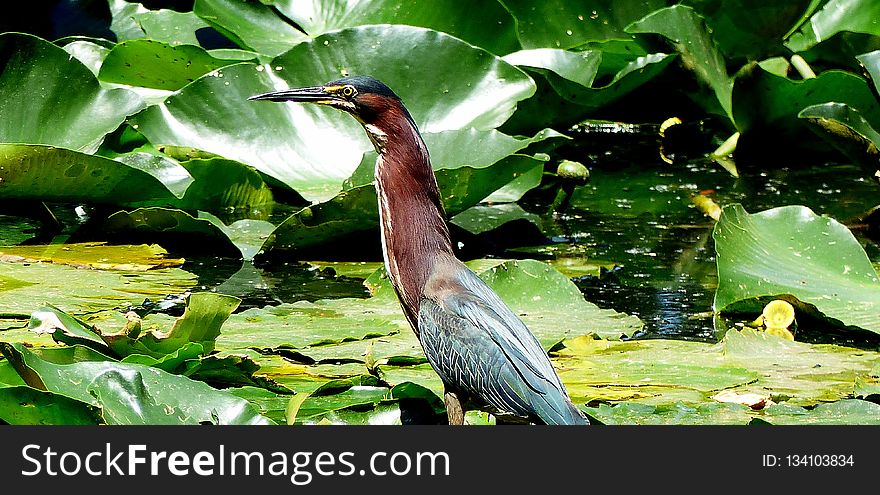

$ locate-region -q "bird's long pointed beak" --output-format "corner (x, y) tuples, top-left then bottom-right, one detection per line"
(248, 86), (337, 104)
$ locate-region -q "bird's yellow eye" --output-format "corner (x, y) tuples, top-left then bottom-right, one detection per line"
(342, 85), (356, 97)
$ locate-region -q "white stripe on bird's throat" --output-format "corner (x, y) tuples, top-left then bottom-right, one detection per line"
(375, 154), (402, 296)
(364, 123), (388, 154)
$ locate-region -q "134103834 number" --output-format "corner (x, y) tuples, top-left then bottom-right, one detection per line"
(785, 454), (854, 467)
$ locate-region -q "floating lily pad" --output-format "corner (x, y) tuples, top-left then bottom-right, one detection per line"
(557, 328), (879, 409)
(0, 242), (183, 271)
(28, 292), (240, 358)
(218, 260), (642, 369)
(584, 399), (880, 425)
(714, 204), (880, 335)
(0, 260), (196, 318)
(759, 400), (880, 425)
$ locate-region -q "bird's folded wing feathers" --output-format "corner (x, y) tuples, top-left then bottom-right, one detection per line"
(417, 275), (579, 423)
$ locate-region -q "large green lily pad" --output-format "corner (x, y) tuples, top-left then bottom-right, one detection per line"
(0, 144), (191, 205)
(99, 39), (251, 91)
(0, 33), (143, 153)
(132, 25), (535, 202)
(713, 204), (880, 335)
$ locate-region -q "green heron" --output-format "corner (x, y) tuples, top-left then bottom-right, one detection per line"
(251, 76), (588, 425)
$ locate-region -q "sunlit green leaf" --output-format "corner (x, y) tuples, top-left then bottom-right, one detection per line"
(131, 8), (212, 45)
(132, 25), (535, 201)
(0, 33), (143, 153)
(218, 260), (642, 369)
(194, 0), (309, 56)
(714, 204), (880, 334)
(99, 40), (251, 90)
(0, 242), (183, 271)
(559, 328), (879, 408)
(584, 399), (880, 425)
(857, 50), (880, 94)
(62, 39), (110, 76)
(102, 292), (240, 358)
(500, 0), (666, 49)
(785, 0), (880, 52)
(799, 102), (880, 166)
(0, 145), (192, 205)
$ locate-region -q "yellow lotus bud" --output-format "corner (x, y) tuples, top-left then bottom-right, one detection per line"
(762, 300), (795, 330)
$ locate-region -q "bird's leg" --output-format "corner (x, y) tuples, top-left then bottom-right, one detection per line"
(444, 389), (465, 425)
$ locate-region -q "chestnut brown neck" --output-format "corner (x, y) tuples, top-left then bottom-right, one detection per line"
(369, 104), (453, 331)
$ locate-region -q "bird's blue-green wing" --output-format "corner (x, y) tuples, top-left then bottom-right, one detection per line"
(417, 270), (587, 425)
